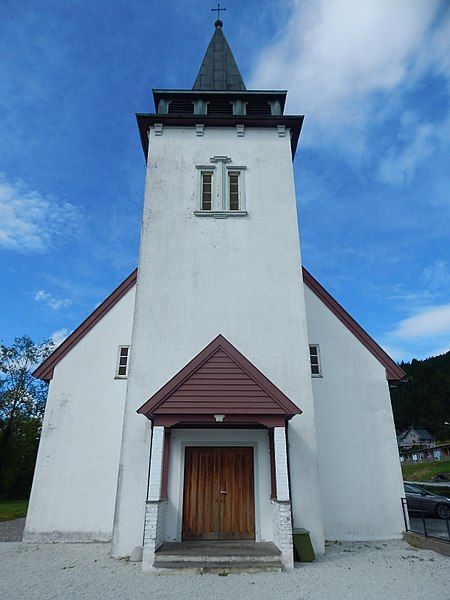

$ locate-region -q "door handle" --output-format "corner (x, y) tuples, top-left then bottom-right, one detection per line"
(220, 489), (227, 494)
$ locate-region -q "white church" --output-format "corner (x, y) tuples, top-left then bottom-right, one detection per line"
(25, 20), (406, 571)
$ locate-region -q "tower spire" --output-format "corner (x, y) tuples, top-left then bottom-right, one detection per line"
(192, 18), (246, 91)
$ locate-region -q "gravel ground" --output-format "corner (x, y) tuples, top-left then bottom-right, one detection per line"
(0, 537), (448, 600)
(0, 518), (25, 542)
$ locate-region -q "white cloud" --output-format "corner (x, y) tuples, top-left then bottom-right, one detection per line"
(0, 174), (83, 252)
(249, 0), (448, 158)
(391, 303), (450, 339)
(422, 259), (450, 287)
(51, 328), (70, 346)
(378, 112), (450, 185)
(389, 290), (438, 304)
(35, 290), (72, 310)
(381, 293), (450, 360)
(378, 122), (437, 185)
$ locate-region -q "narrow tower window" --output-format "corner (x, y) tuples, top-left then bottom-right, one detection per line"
(116, 346), (130, 378)
(309, 345), (322, 377)
(228, 172), (240, 211)
(201, 171), (212, 210)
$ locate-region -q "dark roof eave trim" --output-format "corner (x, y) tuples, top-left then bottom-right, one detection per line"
(302, 267), (405, 380)
(152, 88), (288, 96)
(136, 114), (303, 159)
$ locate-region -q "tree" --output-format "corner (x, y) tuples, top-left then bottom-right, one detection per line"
(391, 351), (450, 442)
(0, 335), (54, 498)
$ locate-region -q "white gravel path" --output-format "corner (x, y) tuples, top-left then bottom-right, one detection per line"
(0, 539), (448, 600)
(0, 518), (25, 542)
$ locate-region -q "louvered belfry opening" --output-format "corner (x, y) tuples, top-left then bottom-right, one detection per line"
(168, 99), (194, 114)
(207, 99), (233, 115)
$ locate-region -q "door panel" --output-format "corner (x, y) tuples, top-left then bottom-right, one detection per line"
(182, 446), (255, 540)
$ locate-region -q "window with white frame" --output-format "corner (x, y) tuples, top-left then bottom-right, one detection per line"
(116, 346), (130, 378)
(309, 345), (322, 377)
(195, 156), (247, 217)
(228, 171), (240, 211)
(200, 170), (213, 211)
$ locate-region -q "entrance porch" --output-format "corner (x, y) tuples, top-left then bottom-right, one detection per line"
(136, 335), (302, 571)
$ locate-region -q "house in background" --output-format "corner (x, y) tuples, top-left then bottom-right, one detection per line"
(400, 443), (450, 464)
(397, 427), (436, 451)
(24, 20), (406, 571)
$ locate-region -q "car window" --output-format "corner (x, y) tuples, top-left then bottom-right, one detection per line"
(404, 484), (423, 494)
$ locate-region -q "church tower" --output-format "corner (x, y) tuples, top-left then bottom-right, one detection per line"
(111, 19), (325, 569)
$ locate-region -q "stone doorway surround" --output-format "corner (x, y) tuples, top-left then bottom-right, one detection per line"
(137, 335), (302, 571)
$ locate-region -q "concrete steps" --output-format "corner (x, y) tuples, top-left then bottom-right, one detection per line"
(154, 541), (283, 572)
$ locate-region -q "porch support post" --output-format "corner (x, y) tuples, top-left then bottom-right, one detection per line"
(160, 428), (171, 499)
(147, 426), (165, 500)
(271, 425), (294, 571)
(142, 426), (169, 571)
(268, 428), (277, 499)
(274, 426), (290, 501)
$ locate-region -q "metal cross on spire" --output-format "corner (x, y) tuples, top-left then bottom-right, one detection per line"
(212, 3), (226, 23)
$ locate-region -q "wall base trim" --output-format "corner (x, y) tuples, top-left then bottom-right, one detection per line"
(22, 530), (111, 543)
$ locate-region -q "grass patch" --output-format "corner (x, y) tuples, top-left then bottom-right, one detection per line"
(0, 499), (29, 522)
(402, 458), (450, 482)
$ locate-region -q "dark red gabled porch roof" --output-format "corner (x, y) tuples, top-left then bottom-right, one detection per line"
(137, 334), (302, 427)
(33, 267), (405, 383)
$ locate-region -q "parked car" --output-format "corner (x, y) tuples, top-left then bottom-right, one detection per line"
(404, 483), (450, 519)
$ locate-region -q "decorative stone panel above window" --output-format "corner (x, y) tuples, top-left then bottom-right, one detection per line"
(194, 156), (247, 218)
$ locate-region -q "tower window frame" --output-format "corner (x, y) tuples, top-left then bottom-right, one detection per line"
(200, 170), (213, 211)
(195, 158), (247, 218)
(226, 166), (246, 212)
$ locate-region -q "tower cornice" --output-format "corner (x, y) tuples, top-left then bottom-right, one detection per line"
(135, 113), (304, 160)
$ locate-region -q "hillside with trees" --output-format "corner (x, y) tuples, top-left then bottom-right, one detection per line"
(0, 336), (54, 500)
(390, 351), (450, 442)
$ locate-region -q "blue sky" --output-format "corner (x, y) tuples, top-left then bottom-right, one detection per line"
(0, 0), (449, 362)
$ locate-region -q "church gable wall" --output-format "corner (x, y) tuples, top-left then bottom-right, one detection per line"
(303, 286), (405, 540)
(24, 286), (136, 542)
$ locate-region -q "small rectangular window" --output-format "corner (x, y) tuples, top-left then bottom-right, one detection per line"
(228, 172), (240, 210)
(309, 345), (322, 377)
(116, 346), (130, 378)
(201, 171), (212, 210)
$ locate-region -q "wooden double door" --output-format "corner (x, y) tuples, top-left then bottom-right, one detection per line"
(182, 446), (255, 540)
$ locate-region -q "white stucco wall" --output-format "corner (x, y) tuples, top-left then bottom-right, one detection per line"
(112, 124), (324, 557)
(24, 286), (135, 542)
(303, 286), (405, 540)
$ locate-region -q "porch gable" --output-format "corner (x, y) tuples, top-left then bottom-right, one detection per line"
(137, 334), (301, 427)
